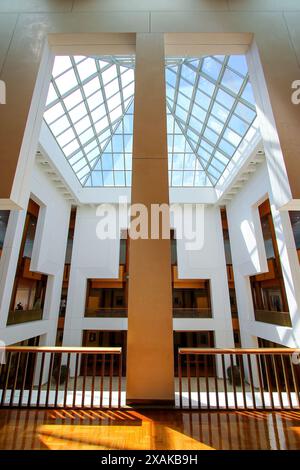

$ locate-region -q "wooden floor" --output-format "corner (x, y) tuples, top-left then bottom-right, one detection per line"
(0, 408), (300, 450)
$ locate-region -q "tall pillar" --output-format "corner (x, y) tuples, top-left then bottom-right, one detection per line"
(126, 33), (174, 404)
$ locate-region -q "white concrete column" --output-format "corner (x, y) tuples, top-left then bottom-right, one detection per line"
(271, 205), (300, 347)
(0, 208), (26, 331)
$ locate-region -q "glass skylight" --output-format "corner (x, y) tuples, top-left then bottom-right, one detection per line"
(44, 55), (134, 186)
(44, 54), (257, 188)
(166, 55), (257, 186)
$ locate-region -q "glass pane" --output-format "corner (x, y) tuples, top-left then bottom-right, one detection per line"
(202, 57), (222, 80)
(56, 69), (78, 95)
(222, 68), (243, 94)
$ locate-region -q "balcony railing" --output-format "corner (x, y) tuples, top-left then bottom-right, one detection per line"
(85, 308), (127, 318)
(6, 309), (43, 326)
(173, 308), (212, 318)
(0, 346), (123, 408)
(177, 348), (300, 410)
(85, 308), (212, 319)
(254, 309), (292, 327)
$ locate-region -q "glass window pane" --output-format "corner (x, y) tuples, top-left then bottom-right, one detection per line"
(76, 58), (97, 81)
(102, 65), (117, 85)
(50, 115), (70, 136)
(235, 102), (256, 123)
(44, 102), (64, 124)
(181, 64), (196, 84)
(69, 102), (87, 123)
(227, 55), (248, 76)
(56, 69), (78, 95)
(228, 114), (249, 136)
(46, 83), (58, 106)
(102, 153), (113, 170)
(172, 171), (183, 186)
(63, 89), (83, 110)
(216, 89), (235, 109)
(184, 154), (196, 170)
(103, 171), (114, 186)
(198, 76), (215, 96)
(221, 68), (243, 94)
(52, 56), (72, 78)
(202, 57), (222, 80)
(211, 101), (230, 122)
(183, 171), (194, 186)
(241, 82), (255, 104)
(83, 77), (100, 97)
(173, 154), (184, 170)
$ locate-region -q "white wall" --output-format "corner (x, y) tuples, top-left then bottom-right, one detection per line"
(0, 160), (71, 345)
(63, 202), (234, 349)
(63, 204), (127, 346)
(173, 204), (234, 348)
(227, 161), (300, 347)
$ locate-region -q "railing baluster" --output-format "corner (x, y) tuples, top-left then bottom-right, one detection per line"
(230, 354), (237, 409)
(214, 355), (219, 410)
(187, 354), (192, 409)
(239, 355), (247, 409)
(221, 354), (228, 410)
(109, 354), (113, 408)
(272, 354), (283, 409)
(263, 354), (274, 409)
(81, 354), (87, 408)
(45, 353), (54, 408)
(178, 353), (182, 409)
(36, 352), (45, 407)
(28, 352), (38, 407)
(100, 353), (105, 408)
(1, 352), (12, 407)
(281, 354), (292, 409)
(118, 353), (122, 408)
(247, 354), (257, 409)
(289, 355), (300, 408)
(19, 352), (29, 407)
(64, 353), (70, 408)
(195, 354), (201, 409)
(73, 353), (79, 408)
(205, 354), (210, 410)
(10, 351), (21, 407)
(91, 354), (96, 409)
(55, 353), (62, 408)
(256, 354), (266, 409)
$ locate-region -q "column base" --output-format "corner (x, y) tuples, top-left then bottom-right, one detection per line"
(126, 398), (175, 407)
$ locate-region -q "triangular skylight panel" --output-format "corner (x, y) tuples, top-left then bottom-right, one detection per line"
(44, 55), (135, 186)
(166, 55), (258, 186)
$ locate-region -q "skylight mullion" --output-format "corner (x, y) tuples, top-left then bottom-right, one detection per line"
(209, 77), (254, 162)
(171, 63), (182, 114)
(83, 96), (134, 186)
(166, 100), (210, 182)
(117, 63), (126, 115)
(236, 76), (257, 111)
(96, 60), (116, 145)
(186, 59), (203, 131)
(201, 58), (252, 172)
(195, 57), (229, 158)
(72, 57), (105, 166)
(50, 74), (90, 170)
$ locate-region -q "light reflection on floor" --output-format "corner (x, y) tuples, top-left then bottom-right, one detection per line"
(0, 408), (299, 450)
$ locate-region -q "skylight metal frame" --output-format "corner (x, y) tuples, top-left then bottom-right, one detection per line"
(44, 55), (135, 187)
(166, 55), (257, 187)
(44, 54), (258, 189)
